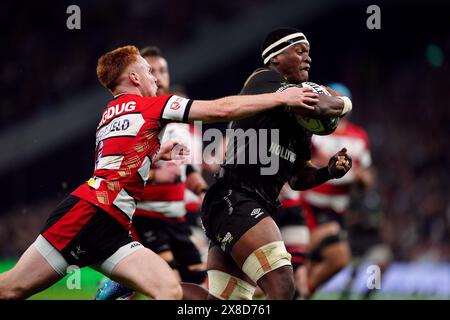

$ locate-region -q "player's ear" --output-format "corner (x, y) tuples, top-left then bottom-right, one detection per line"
(271, 56), (280, 65)
(129, 72), (140, 86)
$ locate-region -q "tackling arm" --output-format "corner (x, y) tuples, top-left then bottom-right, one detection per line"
(187, 87), (318, 123)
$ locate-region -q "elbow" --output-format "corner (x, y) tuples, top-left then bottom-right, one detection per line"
(288, 178), (301, 191)
(289, 177), (310, 191)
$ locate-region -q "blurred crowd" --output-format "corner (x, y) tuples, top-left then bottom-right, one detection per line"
(358, 60), (450, 261)
(1, 0), (449, 262)
(1, 0), (264, 131)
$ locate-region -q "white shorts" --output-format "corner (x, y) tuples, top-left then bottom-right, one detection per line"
(33, 235), (143, 277)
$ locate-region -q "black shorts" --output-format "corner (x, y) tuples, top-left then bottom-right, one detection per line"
(303, 202), (346, 231)
(201, 182), (272, 254)
(41, 195), (134, 267)
(131, 215), (202, 267)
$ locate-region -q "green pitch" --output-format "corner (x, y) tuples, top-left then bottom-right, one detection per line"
(0, 260), (441, 300)
(0, 260), (103, 300)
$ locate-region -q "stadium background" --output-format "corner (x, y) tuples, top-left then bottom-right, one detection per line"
(0, 0), (449, 299)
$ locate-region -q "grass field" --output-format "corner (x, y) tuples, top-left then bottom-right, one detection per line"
(0, 260), (442, 300)
(0, 260), (104, 300)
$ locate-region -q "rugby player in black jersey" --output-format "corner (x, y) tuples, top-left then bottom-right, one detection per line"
(201, 28), (353, 300)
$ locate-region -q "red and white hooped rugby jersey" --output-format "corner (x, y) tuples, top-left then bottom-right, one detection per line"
(72, 93), (192, 229)
(301, 121), (372, 213)
(134, 123), (194, 221)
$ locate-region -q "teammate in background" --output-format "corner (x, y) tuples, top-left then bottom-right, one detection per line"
(201, 28), (353, 300)
(0, 45), (320, 300)
(96, 47), (208, 300)
(339, 185), (393, 299)
(299, 83), (376, 298)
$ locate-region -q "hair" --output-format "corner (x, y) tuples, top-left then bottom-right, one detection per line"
(96, 45), (140, 91)
(140, 46), (163, 58)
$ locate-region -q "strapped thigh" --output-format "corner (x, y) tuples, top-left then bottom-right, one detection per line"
(242, 241), (292, 284)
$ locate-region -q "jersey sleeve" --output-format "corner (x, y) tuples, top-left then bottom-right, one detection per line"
(160, 95), (193, 122)
(240, 68), (287, 95)
(295, 130), (313, 161)
(143, 94), (193, 123)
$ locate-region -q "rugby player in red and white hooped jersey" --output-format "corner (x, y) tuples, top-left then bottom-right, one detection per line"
(299, 84), (375, 298)
(0, 45), (320, 300)
(95, 47), (209, 300)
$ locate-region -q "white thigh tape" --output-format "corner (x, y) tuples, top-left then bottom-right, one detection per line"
(242, 241), (292, 284)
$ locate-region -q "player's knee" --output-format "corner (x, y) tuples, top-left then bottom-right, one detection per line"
(0, 281), (27, 300)
(167, 282), (183, 300)
(137, 268), (182, 300)
(280, 270), (296, 299)
(152, 280), (182, 300)
(0, 289), (15, 300)
(0, 273), (16, 300)
(259, 266), (295, 300)
(160, 273), (183, 299)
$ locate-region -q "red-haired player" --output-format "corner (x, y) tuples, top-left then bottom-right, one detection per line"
(0, 45), (318, 300)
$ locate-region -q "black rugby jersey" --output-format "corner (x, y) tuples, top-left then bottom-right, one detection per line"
(220, 67), (312, 208)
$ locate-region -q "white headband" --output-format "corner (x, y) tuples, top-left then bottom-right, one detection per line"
(262, 32), (309, 64)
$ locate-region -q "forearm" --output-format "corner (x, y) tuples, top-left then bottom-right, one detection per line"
(186, 171), (208, 195)
(304, 95), (352, 119)
(289, 162), (332, 191)
(189, 93), (285, 123)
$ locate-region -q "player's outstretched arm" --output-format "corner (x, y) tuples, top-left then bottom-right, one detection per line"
(289, 148), (352, 191)
(187, 87), (318, 123)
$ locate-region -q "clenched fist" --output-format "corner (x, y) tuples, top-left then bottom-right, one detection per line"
(328, 147), (352, 178)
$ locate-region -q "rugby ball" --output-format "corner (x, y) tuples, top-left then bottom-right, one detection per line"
(282, 82), (340, 135)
